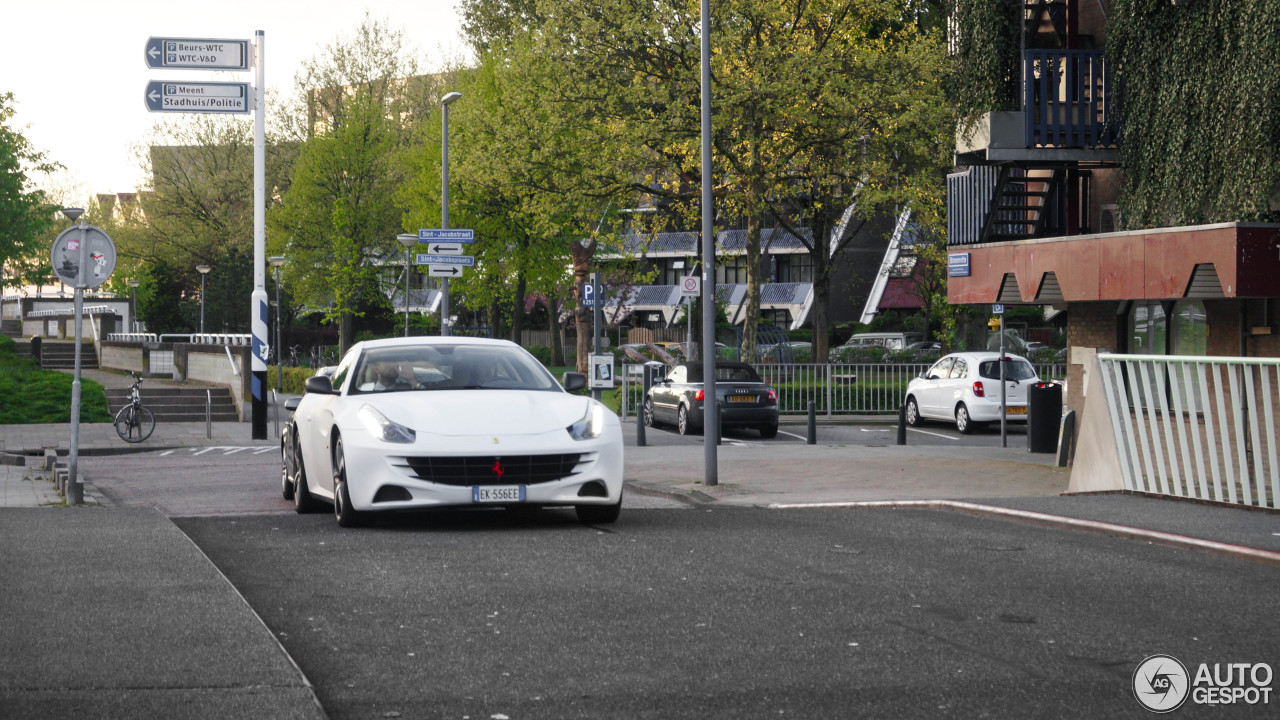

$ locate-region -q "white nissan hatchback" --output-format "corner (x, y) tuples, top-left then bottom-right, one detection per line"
(904, 352), (1040, 433)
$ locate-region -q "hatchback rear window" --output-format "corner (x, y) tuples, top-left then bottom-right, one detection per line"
(978, 359), (1037, 381)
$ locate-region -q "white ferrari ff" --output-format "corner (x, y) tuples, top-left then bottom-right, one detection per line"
(280, 337), (624, 527)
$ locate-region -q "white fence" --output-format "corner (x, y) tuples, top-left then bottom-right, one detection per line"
(1097, 354), (1279, 508)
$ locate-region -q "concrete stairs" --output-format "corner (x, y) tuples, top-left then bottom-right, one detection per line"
(104, 387), (239, 423)
(37, 340), (97, 370)
(1, 319), (21, 339)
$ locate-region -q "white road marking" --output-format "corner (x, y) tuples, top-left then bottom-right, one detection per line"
(778, 430), (807, 441)
(907, 427), (958, 441)
(859, 428), (891, 432)
(160, 450), (174, 456)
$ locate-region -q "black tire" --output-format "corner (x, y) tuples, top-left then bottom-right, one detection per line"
(293, 436), (325, 514)
(905, 397), (922, 427)
(332, 435), (370, 528)
(955, 403), (975, 435)
(676, 404), (701, 436)
(642, 398), (656, 428)
(280, 435), (295, 501)
(576, 495), (623, 525)
(114, 405), (155, 443)
(759, 424), (779, 439)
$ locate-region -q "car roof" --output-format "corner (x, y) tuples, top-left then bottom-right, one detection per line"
(352, 336), (519, 352)
(939, 351), (1029, 362)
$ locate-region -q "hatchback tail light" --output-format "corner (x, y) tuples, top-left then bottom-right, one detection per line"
(972, 381), (986, 398)
(694, 389), (704, 401)
(766, 388), (778, 402)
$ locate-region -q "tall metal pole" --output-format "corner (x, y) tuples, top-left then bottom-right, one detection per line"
(591, 272), (602, 402)
(999, 314), (1007, 447)
(441, 94), (460, 337)
(274, 265), (282, 394)
(249, 29), (268, 440)
(700, 0), (718, 485)
(404, 246), (412, 336)
(199, 272), (206, 334)
(67, 219), (87, 506)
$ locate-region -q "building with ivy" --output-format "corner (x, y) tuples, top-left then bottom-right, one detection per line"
(946, 0), (1280, 418)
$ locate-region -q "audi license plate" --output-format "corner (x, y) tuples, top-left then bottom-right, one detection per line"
(472, 486), (526, 503)
(729, 395), (754, 403)
(1007, 407), (1027, 415)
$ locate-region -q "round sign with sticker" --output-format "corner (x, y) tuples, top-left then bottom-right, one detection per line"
(51, 224), (116, 289)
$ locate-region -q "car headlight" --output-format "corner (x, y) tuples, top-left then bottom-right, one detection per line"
(358, 404), (416, 444)
(567, 401), (606, 441)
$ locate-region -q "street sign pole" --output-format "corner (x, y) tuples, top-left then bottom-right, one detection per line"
(67, 221), (87, 506)
(700, 0), (718, 485)
(591, 272), (602, 402)
(249, 30), (267, 440)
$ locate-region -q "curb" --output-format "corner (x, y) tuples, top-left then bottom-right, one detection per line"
(769, 499), (1280, 568)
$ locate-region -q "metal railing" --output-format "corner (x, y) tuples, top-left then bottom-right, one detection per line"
(617, 361), (1066, 418)
(1097, 354), (1279, 509)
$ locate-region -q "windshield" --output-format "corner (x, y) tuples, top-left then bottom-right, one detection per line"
(978, 358), (1037, 382)
(351, 344), (560, 394)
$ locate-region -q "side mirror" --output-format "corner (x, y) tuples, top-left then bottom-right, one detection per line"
(304, 375), (337, 395)
(562, 372), (587, 392)
(284, 397), (301, 412)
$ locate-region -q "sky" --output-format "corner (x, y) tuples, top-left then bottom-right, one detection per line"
(3, 0), (467, 203)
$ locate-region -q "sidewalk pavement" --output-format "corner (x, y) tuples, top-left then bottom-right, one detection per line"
(3, 376), (1278, 718)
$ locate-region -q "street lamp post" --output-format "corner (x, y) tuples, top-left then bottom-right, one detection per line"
(196, 264), (211, 335)
(127, 279), (140, 332)
(396, 234), (418, 337)
(441, 90), (462, 337)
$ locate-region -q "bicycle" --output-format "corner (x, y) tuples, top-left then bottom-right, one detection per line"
(113, 371), (156, 443)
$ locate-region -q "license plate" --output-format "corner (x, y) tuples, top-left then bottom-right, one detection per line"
(1007, 406), (1027, 415)
(728, 395), (754, 402)
(472, 485), (526, 503)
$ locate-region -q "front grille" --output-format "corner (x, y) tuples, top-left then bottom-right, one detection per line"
(400, 454), (585, 486)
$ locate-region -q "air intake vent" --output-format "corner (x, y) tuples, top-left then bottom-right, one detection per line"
(1035, 272), (1064, 303)
(400, 454), (584, 486)
(1184, 263), (1225, 299)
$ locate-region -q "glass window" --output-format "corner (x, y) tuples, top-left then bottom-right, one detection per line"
(927, 357), (954, 379)
(1129, 301), (1168, 355)
(331, 350), (357, 392)
(1171, 299), (1207, 356)
(716, 256), (748, 285)
(949, 358), (968, 379)
(978, 359), (1037, 381)
(351, 344), (558, 394)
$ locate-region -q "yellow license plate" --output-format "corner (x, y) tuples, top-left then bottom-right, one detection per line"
(1007, 407), (1027, 415)
(729, 395), (754, 402)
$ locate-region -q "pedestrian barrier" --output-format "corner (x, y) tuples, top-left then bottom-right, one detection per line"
(1097, 353), (1279, 508)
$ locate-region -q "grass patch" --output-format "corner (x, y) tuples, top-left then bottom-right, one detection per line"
(0, 337), (113, 424)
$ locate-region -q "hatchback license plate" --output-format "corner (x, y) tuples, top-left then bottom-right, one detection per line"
(472, 486), (526, 503)
(729, 395), (754, 402)
(1007, 407), (1027, 415)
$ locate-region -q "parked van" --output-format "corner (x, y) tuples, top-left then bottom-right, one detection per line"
(828, 332), (924, 361)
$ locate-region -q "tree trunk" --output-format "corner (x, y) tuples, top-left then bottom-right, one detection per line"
(810, 209), (833, 362)
(338, 311), (354, 357)
(741, 166), (765, 363)
(511, 272), (527, 344)
(548, 297), (565, 366)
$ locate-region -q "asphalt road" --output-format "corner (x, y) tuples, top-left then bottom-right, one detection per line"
(176, 506), (1280, 720)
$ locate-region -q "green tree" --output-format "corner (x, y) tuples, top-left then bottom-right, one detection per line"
(271, 17), (426, 354)
(0, 93), (61, 290)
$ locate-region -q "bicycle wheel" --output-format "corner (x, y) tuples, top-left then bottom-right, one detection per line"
(114, 405), (156, 443)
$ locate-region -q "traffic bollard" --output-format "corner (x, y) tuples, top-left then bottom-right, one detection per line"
(807, 401), (816, 444)
(896, 404), (907, 445)
(637, 403), (646, 447)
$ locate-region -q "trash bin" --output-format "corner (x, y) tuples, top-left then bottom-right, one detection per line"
(641, 361), (666, 394)
(1027, 381), (1063, 453)
(30, 336), (41, 364)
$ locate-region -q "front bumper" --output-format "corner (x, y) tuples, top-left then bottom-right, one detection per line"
(338, 424), (625, 512)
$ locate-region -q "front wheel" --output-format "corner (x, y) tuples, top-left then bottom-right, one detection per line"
(114, 405), (155, 443)
(905, 397), (922, 427)
(642, 398), (656, 428)
(576, 495), (622, 525)
(332, 435), (370, 528)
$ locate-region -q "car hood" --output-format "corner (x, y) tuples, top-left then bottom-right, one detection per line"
(349, 390), (592, 436)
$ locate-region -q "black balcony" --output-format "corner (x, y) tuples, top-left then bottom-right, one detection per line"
(1023, 49), (1116, 149)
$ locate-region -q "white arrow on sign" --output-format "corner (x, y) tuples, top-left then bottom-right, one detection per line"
(426, 243), (463, 255)
(428, 265), (465, 277)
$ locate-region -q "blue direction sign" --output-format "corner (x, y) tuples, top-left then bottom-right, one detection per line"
(145, 37), (250, 70)
(415, 254), (475, 266)
(418, 228), (475, 242)
(146, 81), (250, 114)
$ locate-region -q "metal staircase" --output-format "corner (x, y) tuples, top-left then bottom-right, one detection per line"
(980, 167), (1062, 242)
